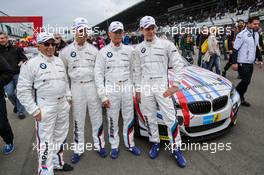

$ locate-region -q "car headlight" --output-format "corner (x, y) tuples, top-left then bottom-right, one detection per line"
(230, 85), (235, 99)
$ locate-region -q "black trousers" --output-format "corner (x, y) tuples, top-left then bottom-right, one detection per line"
(197, 50), (202, 67)
(0, 94), (14, 144)
(236, 63), (254, 101)
(223, 54), (233, 72)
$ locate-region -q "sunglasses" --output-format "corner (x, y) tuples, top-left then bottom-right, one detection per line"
(43, 42), (56, 47)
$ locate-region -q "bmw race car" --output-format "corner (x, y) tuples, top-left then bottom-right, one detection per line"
(133, 61), (241, 141)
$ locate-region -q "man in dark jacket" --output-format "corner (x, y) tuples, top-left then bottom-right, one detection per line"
(0, 32), (27, 119)
(0, 54), (15, 155)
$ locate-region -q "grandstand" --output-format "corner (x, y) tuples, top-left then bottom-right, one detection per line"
(94, 0), (264, 33)
(0, 11), (34, 40)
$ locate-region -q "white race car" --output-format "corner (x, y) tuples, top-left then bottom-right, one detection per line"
(133, 62), (241, 141)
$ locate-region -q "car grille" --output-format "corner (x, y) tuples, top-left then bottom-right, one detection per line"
(185, 119), (226, 133)
(213, 95), (228, 111)
(187, 101), (211, 114)
(187, 96), (228, 114)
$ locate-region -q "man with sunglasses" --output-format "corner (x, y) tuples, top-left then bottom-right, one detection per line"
(134, 16), (187, 168)
(60, 17), (107, 163)
(94, 21), (141, 159)
(17, 32), (73, 175)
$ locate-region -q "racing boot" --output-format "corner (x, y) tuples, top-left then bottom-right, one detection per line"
(149, 143), (160, 159)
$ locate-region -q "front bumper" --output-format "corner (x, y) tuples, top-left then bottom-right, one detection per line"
(136, 89), (241, 141)
(181, 89), (240, 137)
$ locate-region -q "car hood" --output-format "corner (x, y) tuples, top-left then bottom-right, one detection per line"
(168, 65), (233, 100)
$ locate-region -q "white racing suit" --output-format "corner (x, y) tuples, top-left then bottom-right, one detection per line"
(60, 42), (105, 154)
(94, 43), (135, 149)
(17, 53), (71, 175)
(134, 36), (185, 150)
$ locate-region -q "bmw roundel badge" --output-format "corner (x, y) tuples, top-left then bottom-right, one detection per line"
(107, 52), (113, 58)
(40, 63), (47, 69)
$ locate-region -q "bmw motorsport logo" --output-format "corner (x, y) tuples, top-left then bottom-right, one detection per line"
(107, 52), (113, 58)
(71, 51), (77, 58)
(141, 48), (146, 53)
(40, 63), (47, 69)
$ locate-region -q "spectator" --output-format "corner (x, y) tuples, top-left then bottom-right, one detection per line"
(23, 42), (38, 59)
(180, 33), (194, 62)
(208, 28), (221, 75)
(174, 33), (180, 47)
(0, 54), (15, 155)
(0, 32), (27, 119)
(54, 33), (67, 56)
(130, 32), (138, 44)
(197, 28), (208, 66)
(123, 33), (130, 45)
(222, 20), (245, 77)
(97, 36), (105, 49)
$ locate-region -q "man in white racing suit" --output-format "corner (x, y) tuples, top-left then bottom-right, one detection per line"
(134, 16), (187, 168)
(17, 32), (73, 175)
(94, 21), (141, 159)
(60, 17), (106, 163)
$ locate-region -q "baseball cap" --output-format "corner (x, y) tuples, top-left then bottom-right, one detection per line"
(36, 32), (55, 44)
(108, 21), (124, 32)
(140, 16), (156, 29)
(72, 17), (89, 30)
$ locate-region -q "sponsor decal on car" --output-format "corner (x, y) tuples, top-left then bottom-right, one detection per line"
(203, 113), (221, 125)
